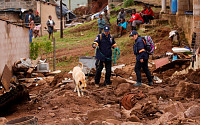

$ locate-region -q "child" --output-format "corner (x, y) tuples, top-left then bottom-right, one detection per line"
(46, 15), (55, 40)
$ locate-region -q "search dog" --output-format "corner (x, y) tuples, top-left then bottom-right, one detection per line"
(72, 63), (87, 97)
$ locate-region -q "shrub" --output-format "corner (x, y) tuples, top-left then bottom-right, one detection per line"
(123, 0), (134, 8)
(110, 3), (115, 9)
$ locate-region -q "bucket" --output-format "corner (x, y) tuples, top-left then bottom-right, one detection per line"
(171, 0), (177, 14)
(79, 56), (96, 74)
(6, 116), (38, 125)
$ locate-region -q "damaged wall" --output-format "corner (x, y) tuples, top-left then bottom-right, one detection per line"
(0, 0), (37, 9)
(0, 20), (29, 77)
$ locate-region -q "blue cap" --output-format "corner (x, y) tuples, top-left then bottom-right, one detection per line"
(104, 25), (110, 32)
(129, 31), (138, 37)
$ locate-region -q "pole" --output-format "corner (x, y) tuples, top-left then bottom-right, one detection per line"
(53, 38), (56, 71)
(69, 0), (71, 10)
(161, 0), (166, 13)
(60, 0), (63, 38)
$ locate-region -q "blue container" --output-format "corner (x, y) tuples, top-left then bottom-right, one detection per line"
(171, 0), (177, 14)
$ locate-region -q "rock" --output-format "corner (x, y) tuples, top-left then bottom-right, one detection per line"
(37, 80), (47, 85)
(121, 122), (143, 125)
(105, 119), (122, 125)
(148, 87), (168, 99)
(0, 117), (8, 125)
(175, 81), (200, 99)
(184, 105), (200, 118)
(66, 83), (75, 89)
(114, 83), (131, 96)
(49, 113), (56, 117)
(154, 112), (174, 125)
(38, 107), (42, 110)
(121, 109), (132, 118)
(52, 106), (58, 110)
(164, 102), (185, 116)
(87, 108), (121, 123)
(66, 117), (84, 125)
(89, 120), (101, 125)
(149, 95), (158, 103)
(112, 76), (127, 88)
(128, 114), (141, 122)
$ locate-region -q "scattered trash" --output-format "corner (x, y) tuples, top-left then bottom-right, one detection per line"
(153, 76), (162, 83)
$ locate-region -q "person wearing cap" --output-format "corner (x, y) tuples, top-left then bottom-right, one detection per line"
(98, 14), (105, 34)
(130, 31), (153, 86)
(102, 9), (111, 26)
(117, 8), (126, 24)
(33, 11), (41, 38)
(128, 9), (144, 31)
(25, 9), (34, 27)
(92, 25), (118, 88)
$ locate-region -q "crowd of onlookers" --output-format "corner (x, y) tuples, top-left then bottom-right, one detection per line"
(25, 9), (55, 43)
(97, 4), (154, 37)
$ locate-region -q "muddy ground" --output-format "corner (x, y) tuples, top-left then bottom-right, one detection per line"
(3, 14), (200, 125)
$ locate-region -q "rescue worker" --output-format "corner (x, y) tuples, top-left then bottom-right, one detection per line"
(130, 31), (153, 86)
(92, 25), (118, 88)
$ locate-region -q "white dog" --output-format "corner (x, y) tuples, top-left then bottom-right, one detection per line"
(72, 63), (87, 97)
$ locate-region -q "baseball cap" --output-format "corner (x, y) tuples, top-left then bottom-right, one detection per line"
(35, 11), (39, 14)
(104, 25), (110, 32)
(129, 31), (138, 37)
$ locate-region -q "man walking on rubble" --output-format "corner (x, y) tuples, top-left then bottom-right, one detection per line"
(130, 31), (153, 86)
(92, 25), (119, 88)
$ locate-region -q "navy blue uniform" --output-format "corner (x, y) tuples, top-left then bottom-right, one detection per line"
(133, 36), (152, 83)
(93, 33), (116, 85)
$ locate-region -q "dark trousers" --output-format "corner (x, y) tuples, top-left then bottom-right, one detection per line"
(143, 15), (154, 23)
(135, 59), (152, 83)
(95, 59), (112, 84)
(99, 28), (103, 34)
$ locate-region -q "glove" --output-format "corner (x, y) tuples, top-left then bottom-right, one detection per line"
(92, 43), (98, 48)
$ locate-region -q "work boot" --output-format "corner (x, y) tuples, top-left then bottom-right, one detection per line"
(134, 82), (142, 87)
(148, 82), (153, 86)
(95, 84), (99, 88)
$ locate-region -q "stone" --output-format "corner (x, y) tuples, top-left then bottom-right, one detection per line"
(175, 81), (200, 99)
(52, 106), (58, 110)
(121, 122), (143, 125)
(164, 102), (186, 116)
(49, 113), (55, 117)
(114, 83), (131, 96)
(154, 112), (174, 125)
(105, 119), (122, 125)
(87, 108), (121, 123)
(121, 109), (131, 118)
(38, 107), (42, 110)
(0, 117), (8, 125)
(128, 114), (141, 122)
(89, 120), (101, 125)
(66, 117), (83, 125)
(184, 105), (200, 118)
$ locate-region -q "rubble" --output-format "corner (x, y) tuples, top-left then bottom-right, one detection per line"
(184, 105), (200, 118)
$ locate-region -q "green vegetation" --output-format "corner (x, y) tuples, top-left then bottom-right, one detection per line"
(123, 0), (134, 8)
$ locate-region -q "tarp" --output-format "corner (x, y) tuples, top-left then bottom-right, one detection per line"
(91, 5), (109, 20)
(55, 4), (76, 19)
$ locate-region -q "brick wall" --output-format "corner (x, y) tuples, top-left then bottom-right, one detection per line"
(0, 0), (37, 10)
(0, 20), (29, 77)
(193, 0), (200, 47)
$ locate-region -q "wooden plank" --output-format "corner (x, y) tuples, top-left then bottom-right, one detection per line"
(154, 57), (169, 69)
(1, 65), (12, 92)
(27, 57), (41, 74)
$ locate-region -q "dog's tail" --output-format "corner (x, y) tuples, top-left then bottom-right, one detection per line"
(78, 62), (83, 69)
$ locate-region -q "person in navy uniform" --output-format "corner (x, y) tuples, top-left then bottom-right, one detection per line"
(92, 25), (118, 88)
(130, 31), (153, 86)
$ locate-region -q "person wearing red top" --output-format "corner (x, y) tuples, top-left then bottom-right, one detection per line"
(128, 9), (144, 31)
(143, 5), (154, 24)
(140, 4), (147, 17)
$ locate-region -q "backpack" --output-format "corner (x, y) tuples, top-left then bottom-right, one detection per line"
(143, 36), (154, 55)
